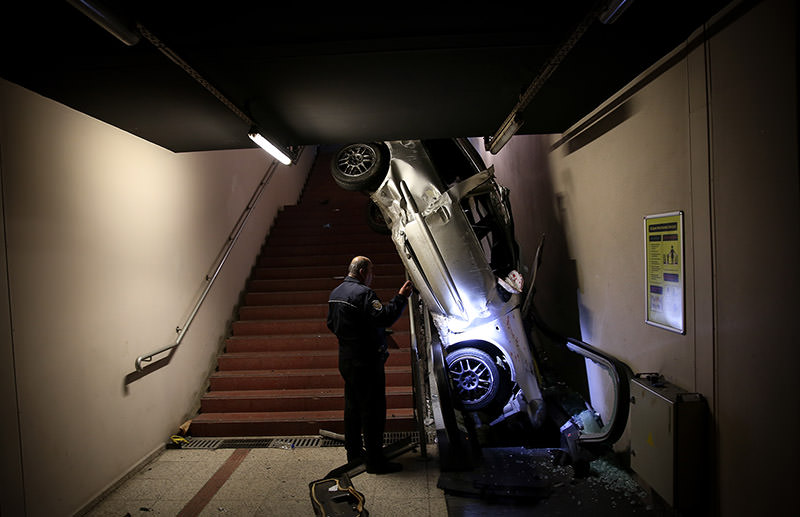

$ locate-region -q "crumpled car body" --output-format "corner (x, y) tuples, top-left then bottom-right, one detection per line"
(331, 138), (545, 427)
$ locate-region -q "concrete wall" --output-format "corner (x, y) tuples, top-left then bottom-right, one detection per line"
(0, 78), (313, 516)
(478, 0), (798, 513)
(707, 1), (798, 514)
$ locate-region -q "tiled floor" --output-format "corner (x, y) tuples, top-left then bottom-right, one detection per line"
(82, 440), (674, 516)
(82, 443), (446, 516)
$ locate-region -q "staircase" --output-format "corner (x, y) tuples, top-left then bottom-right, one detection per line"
(189, 148), (417, 437)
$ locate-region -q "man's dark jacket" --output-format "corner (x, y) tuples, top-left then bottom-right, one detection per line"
(327, 276), (408, 361)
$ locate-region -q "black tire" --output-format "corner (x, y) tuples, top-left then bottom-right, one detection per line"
(331, 142), (389, 192)
(366, 200), (391, 234)
(445, 347), (502, 411)
(432, 340), (479, 470)
(432, 341), (460, 438)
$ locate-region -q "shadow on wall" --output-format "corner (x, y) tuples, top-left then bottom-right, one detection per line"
(123, 349), (176, 392)
(485, 135), (588, 399)
(562, 102), (632, 156)
(496, 95), (638, 404)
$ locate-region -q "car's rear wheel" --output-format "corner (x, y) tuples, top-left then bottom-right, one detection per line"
(445, 347), (502, 411)
(331, 143), (388, 191)
(366, 200), (391, 234)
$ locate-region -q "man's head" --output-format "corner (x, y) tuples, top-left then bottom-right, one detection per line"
(348, 255), (374, 286)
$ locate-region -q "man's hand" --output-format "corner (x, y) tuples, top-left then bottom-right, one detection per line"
(398, 280), (414, 298)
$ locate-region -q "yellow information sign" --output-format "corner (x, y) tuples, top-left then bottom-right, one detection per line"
(644, 212), (685, 333)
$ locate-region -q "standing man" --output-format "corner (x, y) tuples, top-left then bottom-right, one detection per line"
(327, 255), (413, 474)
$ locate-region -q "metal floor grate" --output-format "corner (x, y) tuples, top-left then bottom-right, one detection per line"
(179, 438), (224, 450)
(179, 432), (419, 450)
(318, 431), (420, 447)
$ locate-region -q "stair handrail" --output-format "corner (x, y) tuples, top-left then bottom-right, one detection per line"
(135, 156), (292, 371)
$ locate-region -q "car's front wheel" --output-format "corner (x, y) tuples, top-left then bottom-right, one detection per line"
(331, 143), (388, 191)
(446, 347), (503, 411)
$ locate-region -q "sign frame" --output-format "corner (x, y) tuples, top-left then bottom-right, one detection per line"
(644, 211), (685, 334)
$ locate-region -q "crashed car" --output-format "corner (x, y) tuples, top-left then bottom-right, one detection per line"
(331, 138), (545, 427)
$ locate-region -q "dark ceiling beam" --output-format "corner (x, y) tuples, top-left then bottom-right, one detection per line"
(485, 0), (612, 154)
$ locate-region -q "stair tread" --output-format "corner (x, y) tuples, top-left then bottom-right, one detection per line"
(211, 365), (411, 376)
(231, 317), (409, 324)
(253, 264), (401, 273)
(192, 408), (414, 422)
(202, 386), (412, 399)
(220, 348), (409, 357)
(247, 275), (405, 282)
(225, 334), (337, 341)
(242, 288), (399, 294)
(234, 317), (331, 323)
(241, 302), (329, 305)
(225, 330), (409, 339)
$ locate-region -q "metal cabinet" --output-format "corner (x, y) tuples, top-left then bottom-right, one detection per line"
(630, 374), (708, 512)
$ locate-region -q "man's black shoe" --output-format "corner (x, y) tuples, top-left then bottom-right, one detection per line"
(366, 461), (403, 474)
(346, 448), (367, 464)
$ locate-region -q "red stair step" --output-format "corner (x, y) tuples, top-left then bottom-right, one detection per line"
(243, 288), (404, 306)
(199, 386), (414, 413)
(267, 221), (382, 236)
(245, 274), (405, 292)
(279, 203), (368, 216)
(278, 204), (371, 219)
(224, 334), (338, 353)
(189, 408), (416, 437)
(231, 319), (330, 335)
(266, 232), (396, 246)
(224, 332), (410, 352)
(216, 348), (410, 371)
(208, 366), (412, 391)
(238, 303), (409, 322)
(261, 242), (395, 257)
(232, 318), (409, 336)
(238, 304), (328, 320)
(251, 263), (404, 280)
(258, 252), (400, 268)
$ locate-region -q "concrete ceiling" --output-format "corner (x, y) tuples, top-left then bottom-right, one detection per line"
(1, 0), (733, 153)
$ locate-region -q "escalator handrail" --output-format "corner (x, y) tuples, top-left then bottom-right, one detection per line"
(530, 305), (632, 447)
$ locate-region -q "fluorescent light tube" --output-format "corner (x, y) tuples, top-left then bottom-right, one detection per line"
(248, 131), (292, 165)
(486, 114), (523, 154)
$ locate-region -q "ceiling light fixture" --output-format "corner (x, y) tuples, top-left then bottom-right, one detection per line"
(248, 130), (292, 165)
(486, 114), (524, 155)
(66, 0), (140, 46)
(599, 0), (635, 24)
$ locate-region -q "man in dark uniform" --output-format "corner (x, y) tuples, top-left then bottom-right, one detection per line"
(327, 255), (413, 474)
